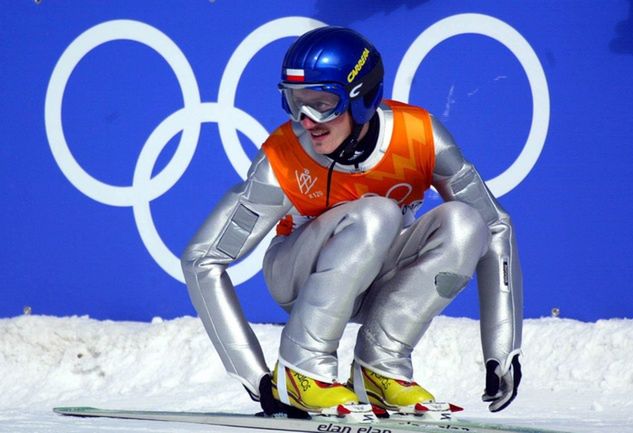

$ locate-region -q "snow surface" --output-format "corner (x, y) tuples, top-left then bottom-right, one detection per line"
(1, 314), (632, 433)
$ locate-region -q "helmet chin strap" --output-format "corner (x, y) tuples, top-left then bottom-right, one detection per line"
(324, 122), (364, 209)
(327, 122), (364, 164)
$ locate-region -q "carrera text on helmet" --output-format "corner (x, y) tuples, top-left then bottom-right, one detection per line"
(347, 48), (370, 83)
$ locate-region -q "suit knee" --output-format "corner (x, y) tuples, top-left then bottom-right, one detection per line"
(353, 196), (403, 238)
(441, 201), (490, 257)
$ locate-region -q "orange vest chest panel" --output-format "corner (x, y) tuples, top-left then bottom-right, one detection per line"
(262, 100), (435, 217)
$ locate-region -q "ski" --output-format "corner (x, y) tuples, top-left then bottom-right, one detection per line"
(53, 406), (571, 433)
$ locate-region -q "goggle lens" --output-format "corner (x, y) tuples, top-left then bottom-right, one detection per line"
(280, 85), (347, 123)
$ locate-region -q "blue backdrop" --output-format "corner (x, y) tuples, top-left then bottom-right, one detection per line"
(2, 1), (632, 323)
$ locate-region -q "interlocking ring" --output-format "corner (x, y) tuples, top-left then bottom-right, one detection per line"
(393, 13), (549, 197)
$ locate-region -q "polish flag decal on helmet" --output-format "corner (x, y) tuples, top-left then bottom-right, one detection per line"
(285, 68), (305, 82)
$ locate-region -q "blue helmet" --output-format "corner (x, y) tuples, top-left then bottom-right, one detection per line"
(279, 26), (384, 125)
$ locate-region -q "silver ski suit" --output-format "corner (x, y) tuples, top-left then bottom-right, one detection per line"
(181, 101), (523, 396)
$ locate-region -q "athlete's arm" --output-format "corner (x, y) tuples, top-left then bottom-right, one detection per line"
(429, 115), (523, 404)
(181, 150), (293, 396)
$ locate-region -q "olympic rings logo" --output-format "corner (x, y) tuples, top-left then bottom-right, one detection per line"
(44, 14), (549, 286)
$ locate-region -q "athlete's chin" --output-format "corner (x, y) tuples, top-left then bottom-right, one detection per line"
(312, 144), (329, 155)
(311, 140), (339, 155)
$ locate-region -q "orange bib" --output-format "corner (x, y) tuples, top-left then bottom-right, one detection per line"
(262, 100), (435, 230)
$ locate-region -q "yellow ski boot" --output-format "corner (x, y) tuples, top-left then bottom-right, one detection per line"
(348, 363), (437, 415)
(272, 363), (362, 416)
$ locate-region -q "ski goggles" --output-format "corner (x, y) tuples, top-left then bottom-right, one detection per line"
(279, 83), (350, 123)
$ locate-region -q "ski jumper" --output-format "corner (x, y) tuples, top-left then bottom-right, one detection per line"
(182, 100), (522, 394)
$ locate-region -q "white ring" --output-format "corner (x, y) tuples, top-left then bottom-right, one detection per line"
(45, 19), (201, 206)
(393, 13), (550, 197)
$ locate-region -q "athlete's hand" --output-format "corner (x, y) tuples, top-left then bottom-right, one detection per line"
(482, 354), (522, 412)
(255, 374), (310, 418)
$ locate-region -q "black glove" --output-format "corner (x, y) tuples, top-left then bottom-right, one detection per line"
(482, 354), (522, 412)
(246, 374), (310, 419)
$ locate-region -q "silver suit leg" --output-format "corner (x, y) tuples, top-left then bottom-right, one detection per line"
(263, 196), (403, 382)
(354, 201), (491, 379)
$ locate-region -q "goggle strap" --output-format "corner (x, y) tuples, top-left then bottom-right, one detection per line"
(345, 57), (383, 98)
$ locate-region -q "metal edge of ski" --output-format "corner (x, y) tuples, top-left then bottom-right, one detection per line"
(53, 406), (572, 433)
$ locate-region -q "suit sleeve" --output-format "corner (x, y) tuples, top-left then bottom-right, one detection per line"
(430, 115), (523, 375)
(181, 150), (293, 395)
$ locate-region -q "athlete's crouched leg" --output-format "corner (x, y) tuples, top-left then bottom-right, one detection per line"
(352, 201), (490, 407)
(272, 197), (404, 410)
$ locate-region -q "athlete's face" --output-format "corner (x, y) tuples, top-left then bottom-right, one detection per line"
(300, 110), (353, 155)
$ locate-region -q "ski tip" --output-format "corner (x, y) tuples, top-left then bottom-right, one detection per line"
(54, 407), (98, 413)
(53, 407), (103, 418)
